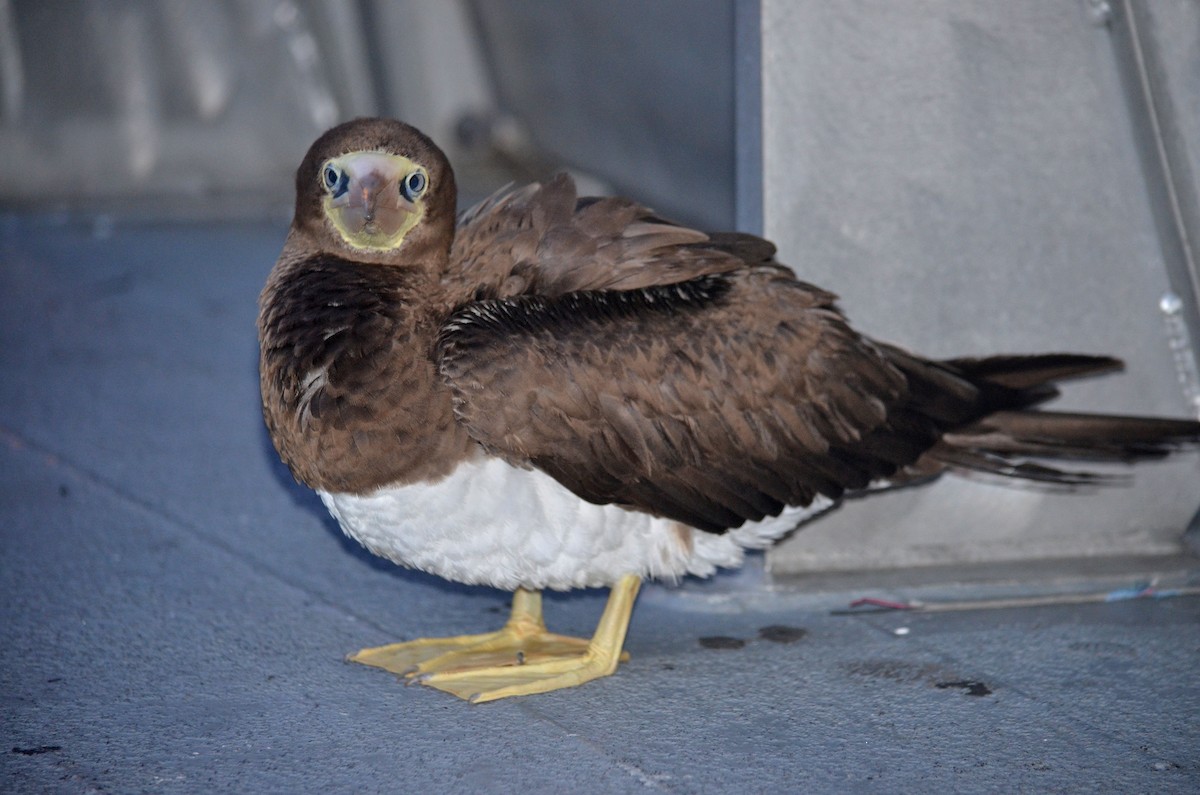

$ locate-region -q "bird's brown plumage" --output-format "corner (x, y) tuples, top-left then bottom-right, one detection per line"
(259, 117), (1200, 536)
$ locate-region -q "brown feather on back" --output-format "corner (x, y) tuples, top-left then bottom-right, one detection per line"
(446, 173), (751, 303)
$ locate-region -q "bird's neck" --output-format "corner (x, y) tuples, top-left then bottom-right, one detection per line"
(258, 253), (472, 494)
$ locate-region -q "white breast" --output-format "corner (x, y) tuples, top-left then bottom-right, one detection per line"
(318, 455), (833, 591)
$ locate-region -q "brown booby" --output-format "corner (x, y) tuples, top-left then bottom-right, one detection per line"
(258, 117), (1200, 703)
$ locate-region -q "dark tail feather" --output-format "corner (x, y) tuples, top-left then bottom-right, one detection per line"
(930, 446), (1121, 486)
(959, 411), (1200, 461)
(934, 410), (1200, 485)
(944, 353), (1124, 391)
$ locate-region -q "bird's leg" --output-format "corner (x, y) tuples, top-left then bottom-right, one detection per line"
(348, 584), (628, 681)
(413, 574), (642, 703)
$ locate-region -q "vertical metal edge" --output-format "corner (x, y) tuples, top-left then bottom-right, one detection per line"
(355, 0), (394, 116)
(1185, 505), (1200, 556)
(733, 0), (770, 584)
(734, 0), (763, 236)
(306, 0), (378, 117)
(1106, 0), (1200, 417)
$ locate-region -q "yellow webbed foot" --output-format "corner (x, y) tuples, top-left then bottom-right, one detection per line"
(348, 617), (598, 675)
(350, 575), (641, 702)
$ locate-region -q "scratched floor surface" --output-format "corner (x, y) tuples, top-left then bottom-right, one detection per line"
(3, 215), (1198, 794)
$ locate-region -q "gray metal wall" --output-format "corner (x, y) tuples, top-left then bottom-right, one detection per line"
(0, 0), (492, 212)
(0, 0), (369, 209)
(0, 0), (734, 226)
(754, 0), (1200, 573)
(469, 0), (737, 229)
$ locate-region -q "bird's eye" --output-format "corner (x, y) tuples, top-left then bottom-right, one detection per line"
(322, 165), (340, 191)
(401, 170), (427, 200)
(322, 164), (349, 198)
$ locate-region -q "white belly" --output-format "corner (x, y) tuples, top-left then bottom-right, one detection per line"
(318, 455), (833, 591)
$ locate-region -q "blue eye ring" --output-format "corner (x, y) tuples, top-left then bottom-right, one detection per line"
(401, 170), (427, 200)
(323, 165), (339, 190)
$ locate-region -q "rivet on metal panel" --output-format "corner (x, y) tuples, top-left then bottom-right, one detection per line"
(1159, 290), (1200, 418)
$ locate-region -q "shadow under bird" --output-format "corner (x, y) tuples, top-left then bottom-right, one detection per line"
(257, 117), (1200, 703)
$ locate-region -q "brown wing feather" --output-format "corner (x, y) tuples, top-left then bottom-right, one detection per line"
(436, 269), (963, 532)
(447, 173), (749, 303)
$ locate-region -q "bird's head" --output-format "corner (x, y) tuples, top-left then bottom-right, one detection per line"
(292, 118), (457, 264)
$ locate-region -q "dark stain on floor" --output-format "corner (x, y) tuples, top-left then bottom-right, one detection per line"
(11, 745), (63, 756)
(935, 680), (993, 697)
(758, 624), (807, 643)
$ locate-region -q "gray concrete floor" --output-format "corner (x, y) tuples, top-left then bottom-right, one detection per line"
(3, 214), (1199, 793)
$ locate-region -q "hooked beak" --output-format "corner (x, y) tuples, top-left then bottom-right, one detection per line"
(340, 169), (409, 236)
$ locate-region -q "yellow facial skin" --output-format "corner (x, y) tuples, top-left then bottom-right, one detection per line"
(320, 152), (428, 252)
